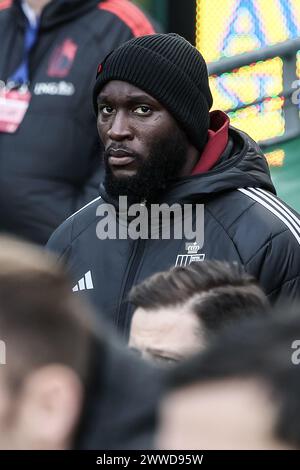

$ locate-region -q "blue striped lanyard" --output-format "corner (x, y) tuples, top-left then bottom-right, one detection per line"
(8, 17), (39, 87)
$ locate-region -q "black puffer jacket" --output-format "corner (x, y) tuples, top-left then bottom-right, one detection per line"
(47, 118), (300, 337)
(0, 0), (155, 244)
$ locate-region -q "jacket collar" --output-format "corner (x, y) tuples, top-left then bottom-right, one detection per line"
(192, 110), (230, 175)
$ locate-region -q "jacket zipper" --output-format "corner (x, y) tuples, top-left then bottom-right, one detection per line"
(115, 237), (146, 337)
(115, 199), (148, 337)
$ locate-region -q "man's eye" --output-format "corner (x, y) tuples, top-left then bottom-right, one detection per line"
(99, 105), (114, 115)
(134, 105), (151, 115)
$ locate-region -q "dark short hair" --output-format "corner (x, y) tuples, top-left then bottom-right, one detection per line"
(129, 260), (270, 338)
(167, 306), (300, 447)
(0, 237), (96, 392)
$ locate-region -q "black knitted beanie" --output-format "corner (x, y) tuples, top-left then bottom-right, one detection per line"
(93, 33), (213, 152)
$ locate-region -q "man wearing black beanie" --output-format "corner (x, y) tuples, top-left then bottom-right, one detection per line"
(48, 33), (300, 338)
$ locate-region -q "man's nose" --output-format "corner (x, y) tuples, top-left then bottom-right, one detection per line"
(107, 111), (133, 141)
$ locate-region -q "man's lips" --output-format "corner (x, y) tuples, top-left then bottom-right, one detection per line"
(109, 155), (135, 166)
(107, 149), (136, 167)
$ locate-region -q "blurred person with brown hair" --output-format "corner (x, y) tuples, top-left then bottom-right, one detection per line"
(0, 236), (93, 449)
(158, 307), (300, 450)
(0, 236), (165, 449)
(128, 260), (270, 365)
(0, 0), (156, 244)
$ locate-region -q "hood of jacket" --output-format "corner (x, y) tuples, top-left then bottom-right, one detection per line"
(99, 110), (276, 207)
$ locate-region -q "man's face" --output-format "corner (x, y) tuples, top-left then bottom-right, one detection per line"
(96, 81), (189, 202)
(129, 305), (203, 366)
(158, 378), (294, 450)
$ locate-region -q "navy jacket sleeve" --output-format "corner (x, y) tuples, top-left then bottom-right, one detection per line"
(245, 229), (300, 305)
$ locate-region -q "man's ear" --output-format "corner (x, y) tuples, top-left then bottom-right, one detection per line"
(20, 365), (84, 449)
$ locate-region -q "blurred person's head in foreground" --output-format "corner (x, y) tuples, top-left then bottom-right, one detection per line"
(128, 260), (269, 366)
(0, 236), (95, 449)
(0, 236), (166, 450)
(157, 307), (300, 449)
